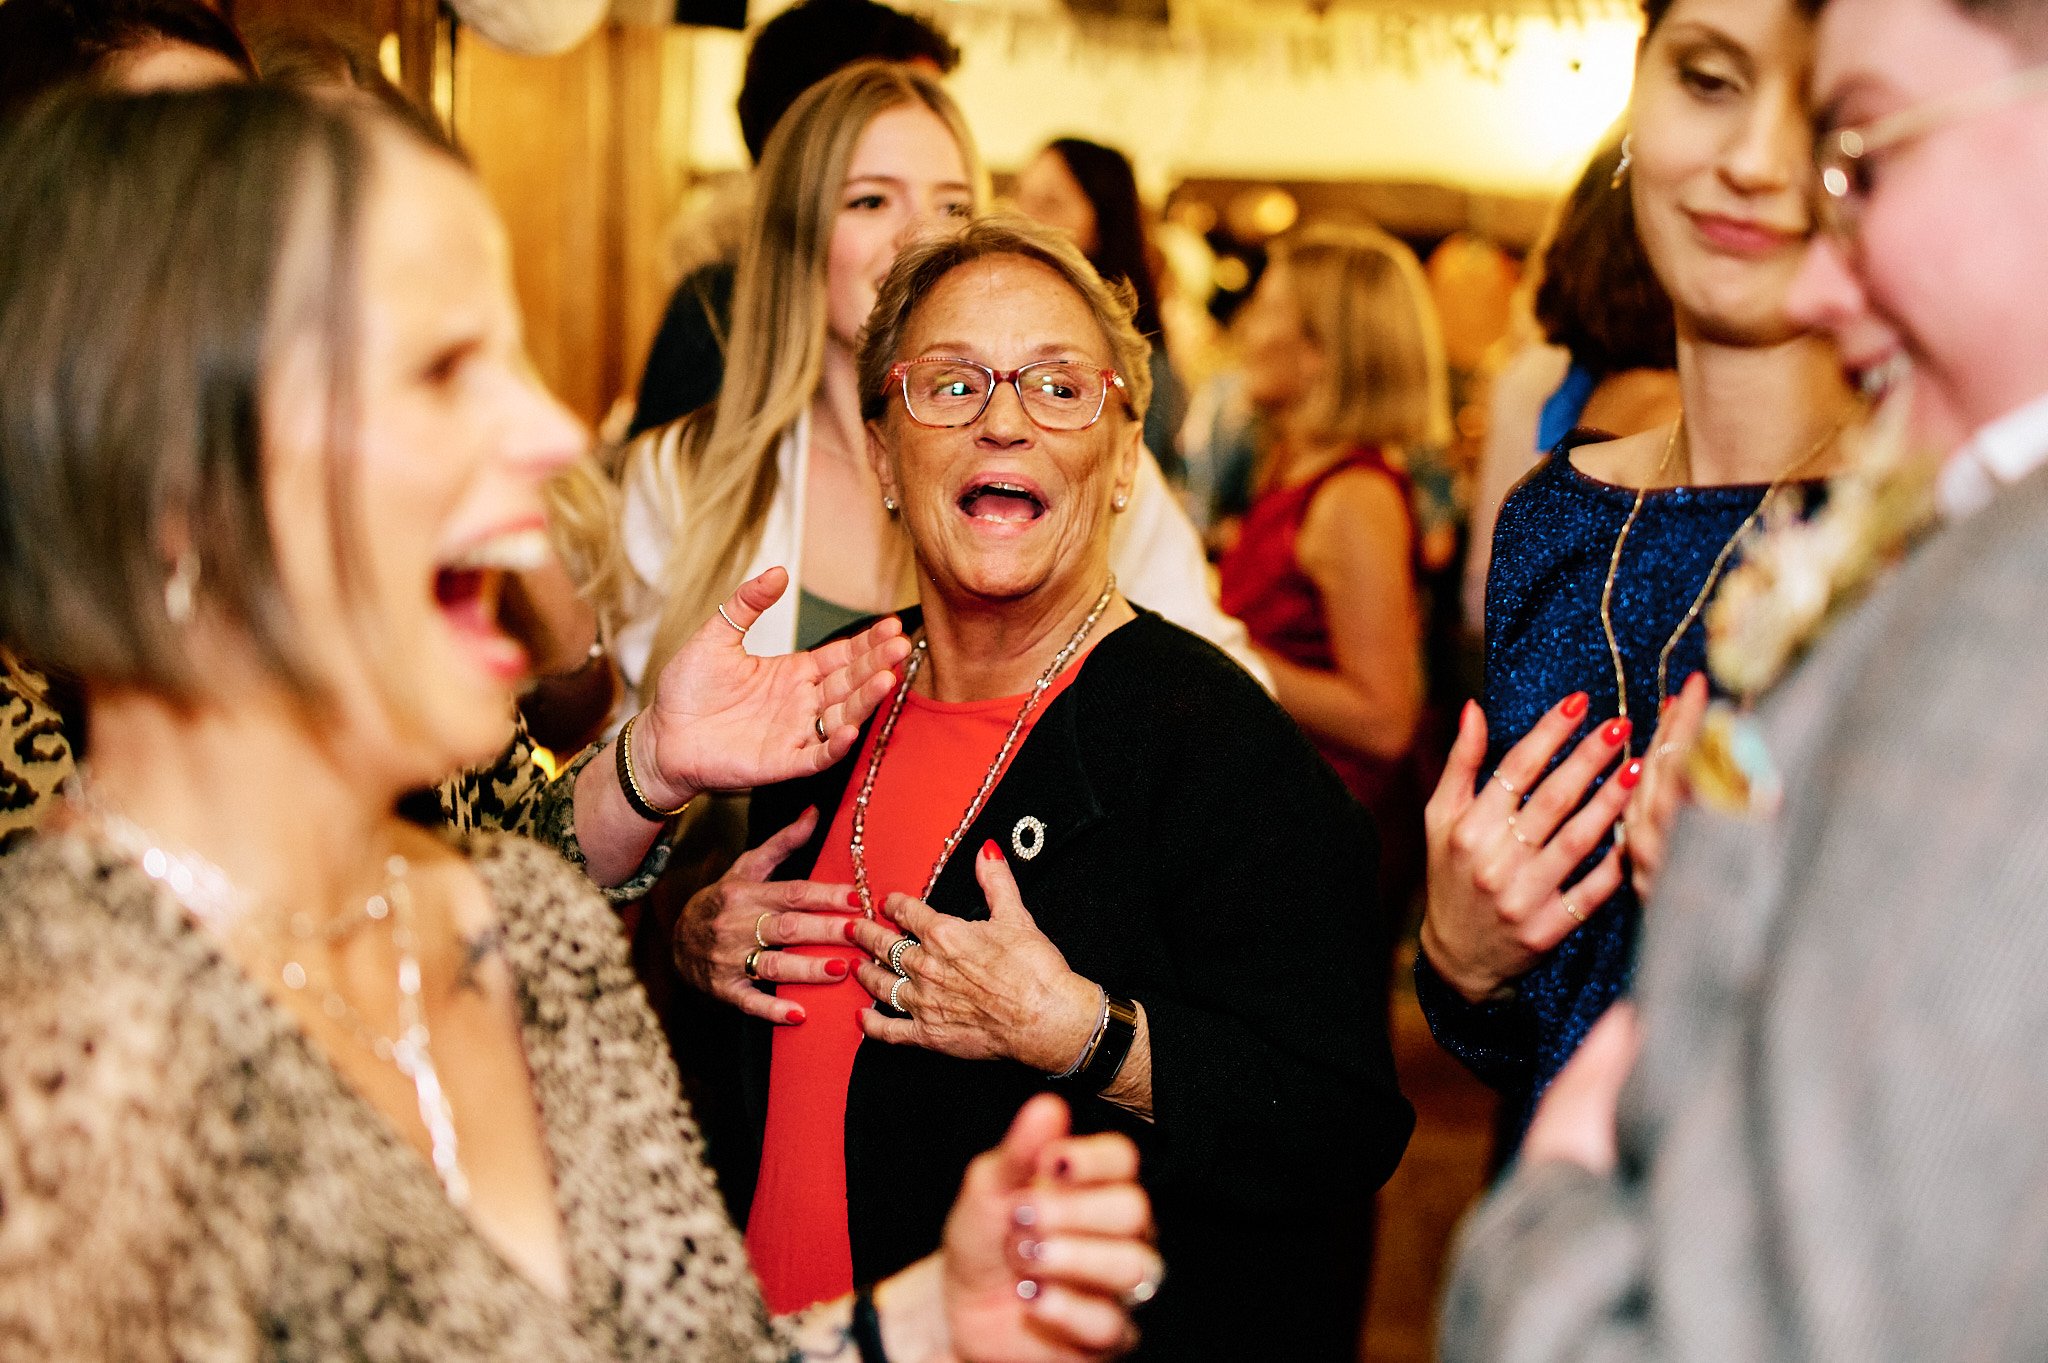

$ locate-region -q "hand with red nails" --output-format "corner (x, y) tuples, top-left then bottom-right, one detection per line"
(1619, 671), (1711, 902)
(1418, 692), (1640, 1004)
(935, 1094), (1160, 1362)
(671, 807), (860, 1025)
(845, 842), (1149, 1113)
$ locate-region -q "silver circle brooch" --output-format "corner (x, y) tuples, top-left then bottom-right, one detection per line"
(1010, 816), (1046, 861)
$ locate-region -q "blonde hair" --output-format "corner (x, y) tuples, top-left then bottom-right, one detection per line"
(572, 61), (985, 703)
(1275, 225), (1451, 451)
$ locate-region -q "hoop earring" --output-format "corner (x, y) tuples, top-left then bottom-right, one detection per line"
(164, 551), (198, 625)
(1610, 134), (1633, 189)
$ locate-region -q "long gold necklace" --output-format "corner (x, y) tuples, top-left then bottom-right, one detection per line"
(1598, 416), (1843, 727)
(849, 577), (1115, 918)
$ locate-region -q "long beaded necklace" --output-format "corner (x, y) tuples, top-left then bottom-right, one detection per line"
(1598, 416), (1843, 728)
(849, 577), (1116, 918)
(81, 800), (472, 1207)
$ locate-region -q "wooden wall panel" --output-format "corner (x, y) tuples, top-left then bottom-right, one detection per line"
(224, 0), (438, 109)
(455, 24), (677, 428)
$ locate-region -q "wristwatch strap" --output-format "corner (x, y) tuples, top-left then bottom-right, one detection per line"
(1076, 994), (1139, 1094)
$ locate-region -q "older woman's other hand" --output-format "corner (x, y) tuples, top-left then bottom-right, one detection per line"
(633, 567), (912, 807)
(1520, 1002), (1639, 1175)
(1621, 672), (1709, 903)
(938, 1093), (1157, 1362)
(672, 808), (859, 1025)
(1419, 695), (1641, 1004)
(848, 841), (1101, 1073)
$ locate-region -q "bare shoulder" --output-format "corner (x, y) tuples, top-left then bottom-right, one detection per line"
(1299, 463), (1414, 563)
(1567, 424), (1679, 490)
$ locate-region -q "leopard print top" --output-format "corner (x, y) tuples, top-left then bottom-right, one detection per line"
(0, 829), (791, 1362)
(0, 661), (666, 898)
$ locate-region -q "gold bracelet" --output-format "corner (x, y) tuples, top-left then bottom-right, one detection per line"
(615, 713), (690, 822)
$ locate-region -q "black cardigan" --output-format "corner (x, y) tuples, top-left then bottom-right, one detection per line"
(733, 610), (1413, 1360)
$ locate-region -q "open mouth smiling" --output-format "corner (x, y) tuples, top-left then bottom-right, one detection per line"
(956, 477), (1048, 525)
(433, 525), (553, 680)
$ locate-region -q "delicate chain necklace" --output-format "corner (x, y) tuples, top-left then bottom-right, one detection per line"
(849, 577), (1116, 919)
(80, 800), (472, 1207)
(1598, 416), (1843, 728)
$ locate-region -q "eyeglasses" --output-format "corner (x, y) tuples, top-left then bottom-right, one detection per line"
(1815, 62), (2048, 238)
(883, 358), (1132, 432)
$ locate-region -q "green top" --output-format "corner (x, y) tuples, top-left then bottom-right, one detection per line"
(795, 587), (872, 651)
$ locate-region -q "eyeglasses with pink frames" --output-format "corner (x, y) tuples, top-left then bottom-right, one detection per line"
(883, 357), (1133, 431)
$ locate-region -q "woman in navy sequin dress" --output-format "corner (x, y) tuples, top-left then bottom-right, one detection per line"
(1414, 0), (1860, 1146)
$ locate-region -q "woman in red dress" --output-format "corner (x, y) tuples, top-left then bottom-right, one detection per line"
(1219, 226), (1447, 915)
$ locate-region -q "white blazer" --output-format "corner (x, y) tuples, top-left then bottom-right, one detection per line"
(613, 409), (1272, 694)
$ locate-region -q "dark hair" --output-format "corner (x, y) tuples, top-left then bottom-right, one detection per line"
(251, 21), (455, 154)
(1043, 137), (1166, 344)
(736, 0), (960, 163)
(0, 85), (451, 702)
(1643, 0), (1678, 32)
(0, 0), (255, 124)
(1533, 133), (1678, 378)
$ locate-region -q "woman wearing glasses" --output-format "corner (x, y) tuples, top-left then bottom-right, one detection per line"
(1415, 0), (1860, 1147)
(722, 215), (1412, 1361)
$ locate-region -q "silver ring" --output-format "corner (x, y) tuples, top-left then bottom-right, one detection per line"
(754, 912), (774, 950)
(814, 713), (829, 743)
(1507, 813), (1535, 849)
(744, 946), (766, 979)
(887, 935), (919, 978)
(1562, 897), (1586, 925)
(1494, 772), (1521, 799)
(889, 974), (911, 1015)
(716, 603), (746, 633)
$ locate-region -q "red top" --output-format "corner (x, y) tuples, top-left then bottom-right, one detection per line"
(1217, 446), (1418, 806)
(745, 658), (1085, 1314)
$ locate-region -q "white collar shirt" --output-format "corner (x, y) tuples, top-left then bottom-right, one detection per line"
(1938, 388), (2048, 519)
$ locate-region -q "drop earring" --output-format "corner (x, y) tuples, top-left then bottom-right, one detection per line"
(164, 550), (198, 624)
(1610, 134), (1633, 189)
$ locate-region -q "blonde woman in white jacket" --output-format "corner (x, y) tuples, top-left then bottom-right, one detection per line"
(587, 62), (1268, 707)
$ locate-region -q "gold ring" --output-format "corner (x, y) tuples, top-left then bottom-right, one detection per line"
(744, 946), (765, 979)
(1562, 897), (1586, 925)
(814, 713), (830, 743)
(754, 912), (774, 950)
(1507, 813), (1535, 848)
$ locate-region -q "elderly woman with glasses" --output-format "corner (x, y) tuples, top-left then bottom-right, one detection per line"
(707, 214), (1413, 1362)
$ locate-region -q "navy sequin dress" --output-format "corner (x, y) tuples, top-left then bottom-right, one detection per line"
(1415, 440), (1821, 1145)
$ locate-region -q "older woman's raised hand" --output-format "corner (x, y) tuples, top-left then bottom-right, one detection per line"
(672, 808), (859, 1025)
(1419, 695), (1641, 1004)
(848, 842), (1101, 1074)
(632, 567), (912, 807)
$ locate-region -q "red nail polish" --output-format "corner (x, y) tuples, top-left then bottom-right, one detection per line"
(1561, 692), (1589, 719)
(1602, 718), (1631, 745)
(787, 1007), (806, 1024)
(843, 920), (859, 942)
(981, 839), (1000, 859)
(845, 889), (861, 909)
(825, 958), (850, 978)
(1618, 759), (1644, 790)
